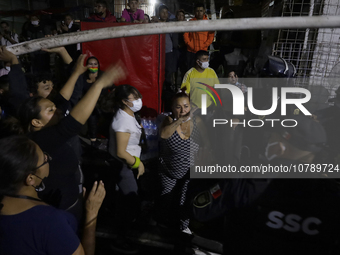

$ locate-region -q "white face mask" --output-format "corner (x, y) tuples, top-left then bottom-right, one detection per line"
(5, 66), (10, 71)
(264, 142), (286, 161)
(128, 98), (143, 112)
(200, 61), (209, 69)
(31, 20), (39, 26)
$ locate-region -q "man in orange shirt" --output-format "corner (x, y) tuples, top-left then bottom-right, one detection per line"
(183, 3), (215, 72)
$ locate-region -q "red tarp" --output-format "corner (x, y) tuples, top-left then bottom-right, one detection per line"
(81, 22), (165, 116)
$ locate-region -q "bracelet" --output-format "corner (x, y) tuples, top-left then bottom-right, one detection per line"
(131, 156), (140, 169)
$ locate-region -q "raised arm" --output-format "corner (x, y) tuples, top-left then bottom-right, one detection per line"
(58, 54), (88, 101)
(0, 46), (29, 115)
(81, 181), (106, 255)
(3, 33), (18, 45)
(70, 62), (126, 125)
(42, 46), (72, 65)
(160, 116), (185, 139)
(72, 180), (106, 255)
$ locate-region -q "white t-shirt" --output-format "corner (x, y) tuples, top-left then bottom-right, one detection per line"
(109, 109), (142, 160)
(1, 33), (18, 46)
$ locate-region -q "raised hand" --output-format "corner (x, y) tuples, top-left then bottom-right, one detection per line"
(61, 23), (68, 32)
(85, 181), (106, 218)
(74, 54), (89, 75)
(96, 60), (127, 89)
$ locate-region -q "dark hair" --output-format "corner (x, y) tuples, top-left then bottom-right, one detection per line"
(64, 13), (73, 19)
(228, 70), (238, 76)
(0, 21), (9, 27)
(223, 10), (234, 19)
(195, 50), (209, 60)
(0, 117), (24, 139)
(176, 9), (185, 16)
(172, 87), (189, 107)
(99, 84), (142, 115)
(144, 14), (150, 22)
(31, 73), (53, 94)
(17, 96), (44, 133)
(0, 75), (9, 110)
(96, 0), (108, 8)
(194, 3), (205, 10)
(30, 15), (40, 20)
(159, 5), (169, 13)
(85, 56), (102, 80)
(0, 75), (9, 91)
(0, 136), (39, 203)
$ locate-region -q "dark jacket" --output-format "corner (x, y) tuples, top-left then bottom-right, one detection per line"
(27, 23), (51, 40)
(62, 23), (80, 59)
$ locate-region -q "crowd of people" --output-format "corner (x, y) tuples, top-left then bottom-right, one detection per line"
(0, 1), (229, 90)
(1, 0), (340, 255)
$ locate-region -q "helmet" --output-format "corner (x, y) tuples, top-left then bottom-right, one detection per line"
(261, 56), (296, 78)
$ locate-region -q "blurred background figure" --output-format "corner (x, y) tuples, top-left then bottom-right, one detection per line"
(0, 21), (18, 46)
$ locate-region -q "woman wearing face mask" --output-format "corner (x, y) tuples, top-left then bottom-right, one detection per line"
(70, 56), (103, 107)
(100, 84), (144, 251)
(12, 58), (125, 224)
(0, 135), (106, 255)
(70, 56), (111, 148)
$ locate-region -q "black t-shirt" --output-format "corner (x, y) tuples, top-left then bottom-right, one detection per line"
(28, 113), (83, 222)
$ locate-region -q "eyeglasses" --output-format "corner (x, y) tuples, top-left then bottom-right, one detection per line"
(34, 152), (52, 170)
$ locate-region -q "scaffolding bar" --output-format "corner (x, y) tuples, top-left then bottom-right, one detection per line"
(6, 15), (340, 55)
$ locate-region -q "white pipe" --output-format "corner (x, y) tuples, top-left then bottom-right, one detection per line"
(7, 15), (340, 56)
(303, 0), (315, 51)
(210, 0), (217, 20)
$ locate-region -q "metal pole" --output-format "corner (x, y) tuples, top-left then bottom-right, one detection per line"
(210, 0), (217, 20)
(7, 15), (340, 56)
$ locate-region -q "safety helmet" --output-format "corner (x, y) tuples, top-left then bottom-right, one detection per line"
(261, 55), (296, 78)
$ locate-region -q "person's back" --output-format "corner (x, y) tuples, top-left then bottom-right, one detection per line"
(0, 205), (79, 255)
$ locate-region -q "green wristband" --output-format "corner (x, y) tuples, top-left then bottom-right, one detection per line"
(131, 156), (140, 169)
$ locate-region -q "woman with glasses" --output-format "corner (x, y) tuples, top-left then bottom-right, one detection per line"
(0, 136), (105, 255)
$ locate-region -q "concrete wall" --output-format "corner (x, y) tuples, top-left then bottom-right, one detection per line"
(310, 0), (340, 95)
